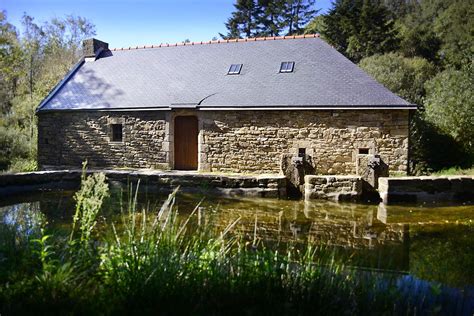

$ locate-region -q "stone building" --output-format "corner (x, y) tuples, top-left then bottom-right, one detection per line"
(36, 35), (415, 175)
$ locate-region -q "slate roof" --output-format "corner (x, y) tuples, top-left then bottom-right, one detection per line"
(37, 35), (415, 112)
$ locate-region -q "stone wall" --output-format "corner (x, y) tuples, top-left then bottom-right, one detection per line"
(201, 110), (409, 174)
(304, 175), (363, 201)
(38, 109), (409, 175)
(38, 111), (169, 169)
(0, 170), (287, 199)
(379, 176), (474, 204)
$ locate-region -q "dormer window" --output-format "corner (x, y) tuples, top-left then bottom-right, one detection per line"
(228, 64), (242, 75)
(280, 61), (294, 73)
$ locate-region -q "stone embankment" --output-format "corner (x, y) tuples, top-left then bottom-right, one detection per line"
(304, 174), (474, 204)
(2, 170), (473, 205)
(378, 176), (474, 204)
(304, 175), (363, 202)
(0, 170), (287, 199)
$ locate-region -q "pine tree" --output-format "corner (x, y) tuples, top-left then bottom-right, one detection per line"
(323, 0), (361, 53)
(283, 0), (318, 35)
(322, 0), (398, 62)
(221, 0), (262, 39)
(257, 0), (286, 36)
(347, 0), (398, 61)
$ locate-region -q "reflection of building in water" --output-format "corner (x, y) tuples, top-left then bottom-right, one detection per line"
(207, 200), (410, 270)
(304, 201), (409, 249)
(208, 201), (408, 247)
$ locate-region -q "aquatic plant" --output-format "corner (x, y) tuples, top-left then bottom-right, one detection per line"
(0, 171), (465, 315)
(70, 162), (109, 246)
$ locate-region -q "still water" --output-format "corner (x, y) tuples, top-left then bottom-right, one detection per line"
(1, 188), (473, 290)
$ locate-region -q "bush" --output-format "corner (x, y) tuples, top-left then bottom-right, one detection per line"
(409, 114), (471, 174)
(359, 53), (436, 105)
(8, 157), (37, 172)
(423, 66), (474, 157)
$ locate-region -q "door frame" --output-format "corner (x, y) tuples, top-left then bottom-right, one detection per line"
(169, 111), (202, 171)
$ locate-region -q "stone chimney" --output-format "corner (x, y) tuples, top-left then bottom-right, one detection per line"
(83, 38), (109, 61)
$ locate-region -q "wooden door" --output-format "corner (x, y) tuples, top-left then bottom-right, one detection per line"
(174, 116), (198, 170)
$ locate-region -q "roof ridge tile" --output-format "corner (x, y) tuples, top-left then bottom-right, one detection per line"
(111, 33), (320, 51)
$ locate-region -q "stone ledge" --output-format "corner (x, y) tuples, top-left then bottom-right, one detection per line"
(0, 169), (287, 199)
(378, 176), (474, 204)
(304, 175), (363, 202)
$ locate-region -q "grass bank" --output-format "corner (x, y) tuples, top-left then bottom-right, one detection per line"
(431, 167), (474, 176)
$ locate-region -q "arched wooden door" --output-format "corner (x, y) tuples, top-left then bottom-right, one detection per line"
(174, 116), (198, 170)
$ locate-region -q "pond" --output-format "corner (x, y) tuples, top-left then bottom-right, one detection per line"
(1, 187), (473, 290)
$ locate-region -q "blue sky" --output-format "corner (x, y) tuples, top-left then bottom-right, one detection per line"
(3, 0), (332, 48)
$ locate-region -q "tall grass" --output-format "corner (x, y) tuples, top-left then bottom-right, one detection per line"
(431, 167), (474, 176)
(0, 170), (451, 315)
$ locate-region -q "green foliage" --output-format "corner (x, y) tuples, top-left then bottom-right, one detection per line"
(433, 0), (474, 69)
(322, 0), (398, 62)
(223, 0), (262, 38)
(70, 163), (109, 246)
(397, 15), (441, 62)
(281, 0), (317, 35)
(0, 11), (23, 114)
(423, 66), (474, 156)
(303, 14), (326, 36)
(257, 0), (287, 36)
(8, 158), (38, 172)
(221, 0), (317, 38)
(309, 0), (473, 171)
(409, 113), (470, 174)
(431, 167), (474, 176)
(0, 179), (461, 314)
(359, 53), (436, 104)
(395, 0), (473, 68)
(0, 12), (95, 172)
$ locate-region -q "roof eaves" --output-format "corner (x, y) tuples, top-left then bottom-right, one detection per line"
(110, 34), (321, 52)
(36, 104), (418, 112)
(35, 58), (85, 113)
(197, 105), (418, 110)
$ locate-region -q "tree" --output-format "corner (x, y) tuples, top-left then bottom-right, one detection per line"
(382, 0), (418, 19)
(321, 0), (361, 54)
(304, 15), (327, 36)
(423, 67), (474, 155)
(396, 0), (473, 68)
(0, 11), (23, 113)
(322, 0), (398, 62)
(221, 0), (262, 38)
(0, 11), (96, 171)
(221, 0), (317, 38)
(346, 0), (398, 61)
(433, 0), (474, 69)
(257, 0), (286, 36)
(282, 0), (317, 35)
(397, 15), (441, 62)
(359, 53), (436, 105)
(20, 14), (45, 101)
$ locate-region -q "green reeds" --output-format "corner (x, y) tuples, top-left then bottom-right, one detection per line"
(0, 169), (444, 315)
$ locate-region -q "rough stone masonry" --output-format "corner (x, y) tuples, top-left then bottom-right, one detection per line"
(37, 109), (409, 175)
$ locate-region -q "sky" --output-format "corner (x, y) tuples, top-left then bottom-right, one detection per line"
(3, 0), (332, 48)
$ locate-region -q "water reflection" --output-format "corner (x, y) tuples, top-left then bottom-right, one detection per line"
(0, 190), (472, 287)
(0, 202), (44, 244)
